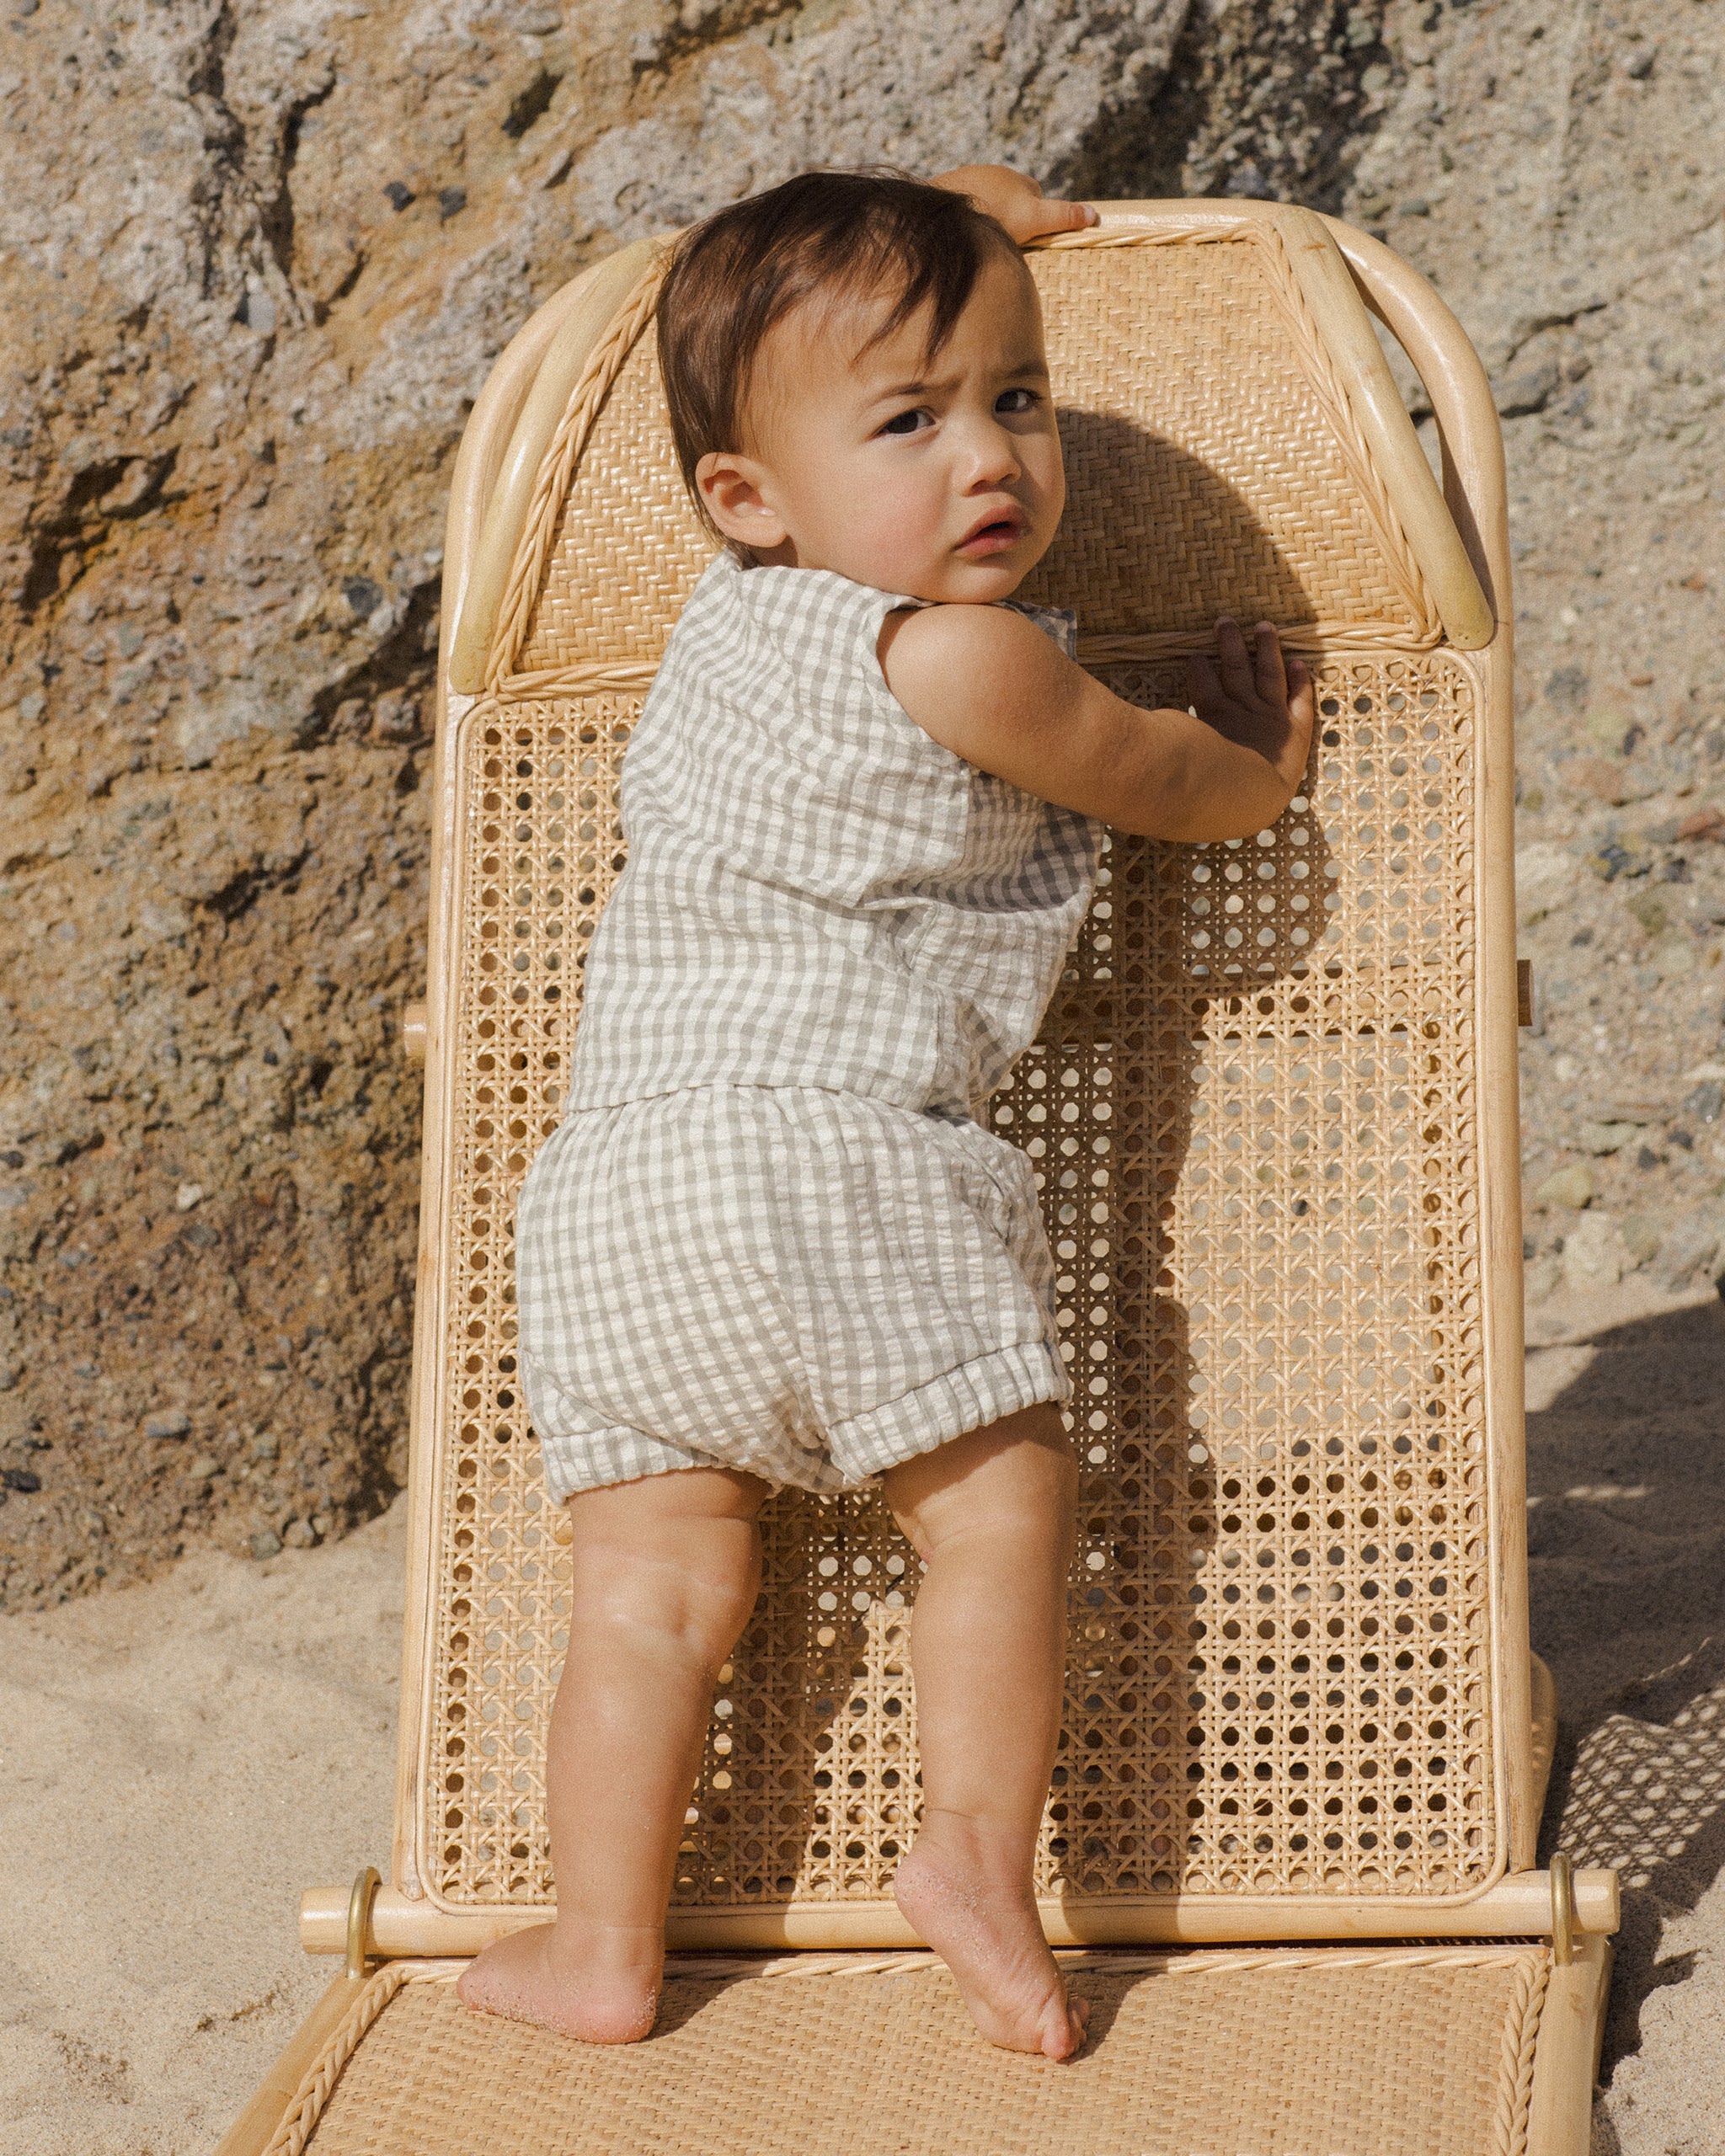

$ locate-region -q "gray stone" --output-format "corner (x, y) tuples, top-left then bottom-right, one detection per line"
(1493, 353), (1562, 418)
(1514, 841), (1581, 926)
(6, 0), (1722, 1629)
(1655, 1213), (1723, 1284)
(1561, 1211), (1624, 1294)
(1684, 1082), (1723, 1124)
(1536, 1164), (1596, 1211)
(1575, 1121), (1642, 1156)
(142, 1411), (191, 1440)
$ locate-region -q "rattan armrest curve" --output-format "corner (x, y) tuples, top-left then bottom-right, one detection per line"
(1322, 215), (1512, 643)
(446, 237), (663, 693)
(1048, 204), (1493, 651)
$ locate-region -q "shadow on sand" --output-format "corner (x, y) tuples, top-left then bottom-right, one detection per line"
(1525, 1293), (1725, 2097)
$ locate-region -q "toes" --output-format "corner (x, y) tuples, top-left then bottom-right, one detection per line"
(1039, 1988), (1087, 2061)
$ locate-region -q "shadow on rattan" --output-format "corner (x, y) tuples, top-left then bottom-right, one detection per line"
(1025, 408), (1321, 638)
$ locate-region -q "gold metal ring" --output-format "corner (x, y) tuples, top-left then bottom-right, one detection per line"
(1549, 1850), (1575, 1967)
(346, 1865), (382, 1982)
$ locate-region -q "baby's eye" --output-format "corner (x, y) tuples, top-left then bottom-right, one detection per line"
(879, 407), (932, 436)
(996, 387), (1040, 414)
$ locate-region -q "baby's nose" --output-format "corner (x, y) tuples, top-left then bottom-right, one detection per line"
(965, 425), (1022, 487)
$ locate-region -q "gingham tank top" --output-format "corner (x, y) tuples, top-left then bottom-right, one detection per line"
(564, 553), (1101, 1118)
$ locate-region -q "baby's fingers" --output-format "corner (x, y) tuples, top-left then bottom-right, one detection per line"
(1214, 616), (1258, 704)
(1252, 621), (1291, 710)
(932, 166), (1097, 243)
(1285, 654), (1316, 734)
(1186, 650), (1221, 716)
(1028, 197), (1099, 236)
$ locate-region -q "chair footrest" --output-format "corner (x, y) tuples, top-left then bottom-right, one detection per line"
(230, 1944), (1599, 2156)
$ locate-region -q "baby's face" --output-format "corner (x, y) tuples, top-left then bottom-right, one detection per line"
(696, 245), (1064, 605)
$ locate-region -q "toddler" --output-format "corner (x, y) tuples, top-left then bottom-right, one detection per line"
(460, 166), (1313, 2061)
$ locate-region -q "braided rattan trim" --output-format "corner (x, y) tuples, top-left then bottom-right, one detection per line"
(1033, 221), (1245, 253)
(486, 246), (672, 691)
(1493, 1951), (1547, 2156)
(262, 1966), (412, 2156)
(493, 661), (659, 702)
(646, 1944), (1546, 1982)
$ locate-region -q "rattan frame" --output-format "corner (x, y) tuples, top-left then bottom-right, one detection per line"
(377, 200), (1567, 1952)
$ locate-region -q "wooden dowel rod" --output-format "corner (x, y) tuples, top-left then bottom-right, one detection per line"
(302, 1869), (1618, 1958)
(1525, 1934), (1612, 2156)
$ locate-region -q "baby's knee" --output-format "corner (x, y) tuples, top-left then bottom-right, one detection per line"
(913, 1453), (1078, 1565)
(569, 1519), (761, 1665)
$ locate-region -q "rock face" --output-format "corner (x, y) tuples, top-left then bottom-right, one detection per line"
(1349, 0), (1725, 1343)
(2, 0), (1717, 1609)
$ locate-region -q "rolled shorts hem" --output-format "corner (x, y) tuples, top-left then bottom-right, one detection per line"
(537, 1339), (1071, 1507)
(826, 1339), (1071, 1482)
(537, 1422), (733, 1508)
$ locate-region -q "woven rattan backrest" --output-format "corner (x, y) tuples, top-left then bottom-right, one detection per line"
(403, 205), (1522, 1935)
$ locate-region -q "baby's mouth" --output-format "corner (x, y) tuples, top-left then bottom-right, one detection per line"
(956, 510), (1027, 558)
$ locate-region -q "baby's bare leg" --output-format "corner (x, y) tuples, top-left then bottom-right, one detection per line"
(885, 1406), (1083, 2061)
(457, 1465), (767, 2042)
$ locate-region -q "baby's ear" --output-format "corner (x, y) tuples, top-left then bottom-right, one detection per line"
(696, 451), (790, 552)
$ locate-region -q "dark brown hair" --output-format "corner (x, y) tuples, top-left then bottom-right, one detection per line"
(657, 168), (1023, 529)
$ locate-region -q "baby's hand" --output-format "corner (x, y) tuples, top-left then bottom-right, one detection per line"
(931, 165), (1097, 245)
(1186, 620), (1316, 811)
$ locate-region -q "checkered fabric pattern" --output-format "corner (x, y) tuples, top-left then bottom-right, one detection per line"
(521, 556), (1098, 1499)
(563, 553), (1100, 1118)
(521, 1087), (1071, 1501)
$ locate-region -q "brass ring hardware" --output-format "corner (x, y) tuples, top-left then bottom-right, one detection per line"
(1550, 1849), (1575, 1967)
(346, 1865), (382, 1982)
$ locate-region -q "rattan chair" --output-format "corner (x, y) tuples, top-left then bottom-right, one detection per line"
(217, 201), (1616, 2156)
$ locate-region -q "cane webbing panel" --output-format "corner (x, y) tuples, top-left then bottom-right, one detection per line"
(413, 213), (1512, 1924)
(421, 637), (1497, 1914)
(510, 224), (1436, 680)
(297, 1951), (1546, 2156)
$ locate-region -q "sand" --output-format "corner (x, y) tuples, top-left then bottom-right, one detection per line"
(8, 1282), (1725, 2153)
(0, 1502), (403, 2156)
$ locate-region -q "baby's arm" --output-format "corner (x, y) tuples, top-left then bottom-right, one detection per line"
(879, 609), (1315, 843)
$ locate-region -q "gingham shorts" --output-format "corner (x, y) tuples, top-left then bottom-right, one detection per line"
(516, 1086), (1071, 1503)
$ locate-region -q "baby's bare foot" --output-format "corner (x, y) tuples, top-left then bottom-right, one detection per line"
(895, 1828), (1087, 2061)
(457, 1919), (660, 2045)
